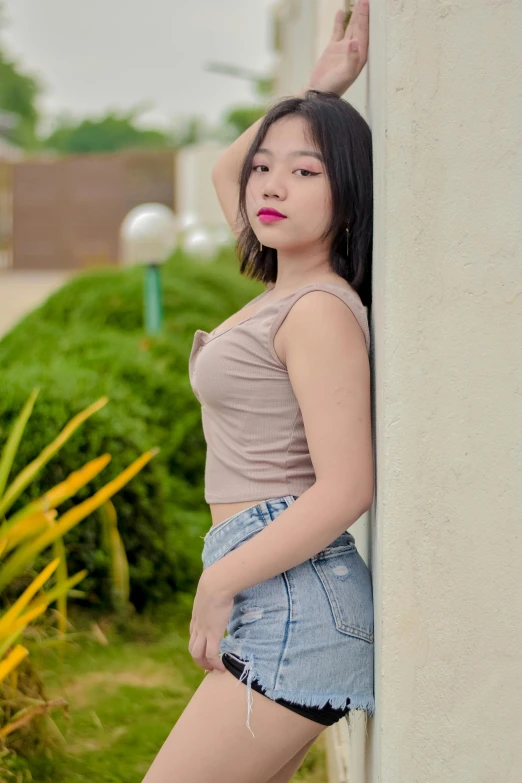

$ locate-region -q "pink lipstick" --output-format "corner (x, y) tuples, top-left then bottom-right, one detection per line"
(259, 214), (286, 223)
(257, 207), (287, 223)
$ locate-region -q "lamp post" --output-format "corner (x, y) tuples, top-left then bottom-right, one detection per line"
(120, 203), (177, 335)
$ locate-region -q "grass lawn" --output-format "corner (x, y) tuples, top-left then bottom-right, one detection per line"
(22, 595), (328, 782)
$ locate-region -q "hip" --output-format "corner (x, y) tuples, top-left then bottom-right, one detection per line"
(201, 495), (374, 646)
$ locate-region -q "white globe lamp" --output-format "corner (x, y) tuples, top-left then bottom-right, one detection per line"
(120, 203), (178, 334)
(178, 210), (200, 235)
(182, 226), (218, 263)
(213, 224), (235, 249)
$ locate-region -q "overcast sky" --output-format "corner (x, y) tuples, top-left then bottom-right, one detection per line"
(1, 0), (278, 132)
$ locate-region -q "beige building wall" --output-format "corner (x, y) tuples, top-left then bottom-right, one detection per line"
(272, 0), (522, 781)
(175, 141), (230, 229)
(369, 1), (522, 781)
(272, 0), (317, 98)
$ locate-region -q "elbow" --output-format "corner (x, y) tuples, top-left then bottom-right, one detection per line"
(358, 491), (374, 517)
(348, 492), (373, 522)
(316, 479), (374, 523)
(356, 480), (375, 517)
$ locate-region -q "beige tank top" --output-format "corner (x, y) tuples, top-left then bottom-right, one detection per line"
(188, 281), (371, 503)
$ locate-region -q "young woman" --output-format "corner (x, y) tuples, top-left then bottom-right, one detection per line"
(143, 2), (372, 781)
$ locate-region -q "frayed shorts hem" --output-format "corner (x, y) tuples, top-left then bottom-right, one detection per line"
(222, 652), (350, 727)
(219, 643), (375, 739)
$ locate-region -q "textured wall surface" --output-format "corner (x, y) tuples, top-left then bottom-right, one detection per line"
(370, 1), (522, 781)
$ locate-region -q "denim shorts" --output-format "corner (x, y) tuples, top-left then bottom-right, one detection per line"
(201, 495), (375, 738)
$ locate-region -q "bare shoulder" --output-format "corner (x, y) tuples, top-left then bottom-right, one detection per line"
(281, 289), (373, 510)
(279, 288), (368, 364)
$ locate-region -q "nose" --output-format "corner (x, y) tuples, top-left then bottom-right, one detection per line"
(262, 170), (286, 200)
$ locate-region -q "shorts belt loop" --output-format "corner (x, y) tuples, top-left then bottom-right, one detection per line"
(258, 500), (269, 526)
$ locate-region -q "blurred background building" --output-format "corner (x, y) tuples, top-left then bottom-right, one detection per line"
(0, 0), (363, 275)
(11, 149), (176, 270)
(0, 0), (360, 275)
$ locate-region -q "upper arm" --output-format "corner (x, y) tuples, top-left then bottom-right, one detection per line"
(211, 166), (246, 238)
(283, 292), (374, 511)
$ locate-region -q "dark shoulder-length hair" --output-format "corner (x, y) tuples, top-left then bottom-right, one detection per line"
(235, 89), (373, 309)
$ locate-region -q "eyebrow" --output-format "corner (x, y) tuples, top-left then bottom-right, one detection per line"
(256, 147), (324, 162)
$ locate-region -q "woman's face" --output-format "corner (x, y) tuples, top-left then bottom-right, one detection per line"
(245, 115), (333, 253)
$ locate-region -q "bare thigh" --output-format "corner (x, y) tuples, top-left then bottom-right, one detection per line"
(265, 736), (318, 783)
(141, 668), (325, 783)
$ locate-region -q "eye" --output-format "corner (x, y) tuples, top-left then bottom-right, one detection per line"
(251, 164), (319, 177)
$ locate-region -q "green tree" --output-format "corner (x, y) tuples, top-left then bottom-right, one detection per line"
(213, 73), (274, 142)
(221, 105), (266, 139)
(0, 8), (42, 149)
(42, 108), (173, 154)
(170, 114), (207, 148)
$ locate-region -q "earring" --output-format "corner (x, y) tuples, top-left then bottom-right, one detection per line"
(345, 226), (350, 254)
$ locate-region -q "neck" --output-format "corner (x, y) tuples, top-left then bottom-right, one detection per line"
(270, 245), (338, 295)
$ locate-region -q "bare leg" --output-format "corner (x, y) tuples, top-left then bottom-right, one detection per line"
(141, 669), (324, 783)
(264, 736), (320, 783)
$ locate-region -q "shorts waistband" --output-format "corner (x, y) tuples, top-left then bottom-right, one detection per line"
(201, 495), (298, 571)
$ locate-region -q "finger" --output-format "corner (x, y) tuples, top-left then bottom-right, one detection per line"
(343, 1), (356, 40)
(206, 639), (226, 672)
(344, 0), (364, 41)
(350, 0), (369, 46)
(330, 8), (345, 42)
(189, 632), (209, 670)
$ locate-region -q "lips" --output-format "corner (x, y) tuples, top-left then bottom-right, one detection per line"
(258, 208), (287, 223)
(258, 208), (286, 217)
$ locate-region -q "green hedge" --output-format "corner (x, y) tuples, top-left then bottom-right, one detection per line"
(0, 249), (263, 610)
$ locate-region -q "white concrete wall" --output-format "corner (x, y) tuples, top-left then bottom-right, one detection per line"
(370, 1), (522, 782)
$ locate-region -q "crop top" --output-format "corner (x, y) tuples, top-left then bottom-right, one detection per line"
(188, 281), (371, 503)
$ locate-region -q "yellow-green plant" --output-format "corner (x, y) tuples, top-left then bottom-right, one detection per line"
(99, 499), (130, 615)
(0, 387), (158, 740)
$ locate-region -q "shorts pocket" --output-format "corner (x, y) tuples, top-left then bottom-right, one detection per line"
(311, 544), (374, 643)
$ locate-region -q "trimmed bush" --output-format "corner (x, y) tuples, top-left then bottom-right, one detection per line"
(0, 249), (263, 610)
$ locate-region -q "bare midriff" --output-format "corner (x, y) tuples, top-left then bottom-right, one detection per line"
(209, 500), (269, 527)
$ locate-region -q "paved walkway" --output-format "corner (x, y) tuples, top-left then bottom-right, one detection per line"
(0, 270), (72, 339)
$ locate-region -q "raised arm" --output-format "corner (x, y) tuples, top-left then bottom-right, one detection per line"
(211, 1), (370, 239)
